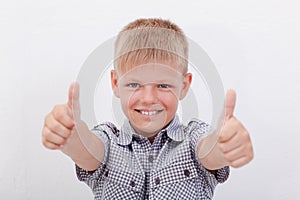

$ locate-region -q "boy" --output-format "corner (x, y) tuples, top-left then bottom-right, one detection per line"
(42, 18), (253, 199)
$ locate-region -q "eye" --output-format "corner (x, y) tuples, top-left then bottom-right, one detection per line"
(158, 84), (170, 89)
(127, 83), (140, 88)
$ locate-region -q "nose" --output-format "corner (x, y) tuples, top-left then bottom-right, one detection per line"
(140, 84), (158, 104)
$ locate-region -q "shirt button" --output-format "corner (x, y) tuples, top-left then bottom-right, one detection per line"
(184, 169), (190, 177)
(104, 170), (109, 177)
(130, 180), (136, 187)
(155, 177), (160, 185)
(148, 155), (154, 162)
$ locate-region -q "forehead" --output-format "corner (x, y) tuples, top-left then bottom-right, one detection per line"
(117, 63), (184, 82)
(117, 60), (185, 74)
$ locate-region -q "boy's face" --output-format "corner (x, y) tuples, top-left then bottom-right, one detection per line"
(111, 62), (192, 139)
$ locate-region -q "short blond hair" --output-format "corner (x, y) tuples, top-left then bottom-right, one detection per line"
(114, 18), (188, 73)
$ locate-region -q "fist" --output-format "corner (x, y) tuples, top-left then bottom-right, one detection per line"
(217, 90), (254, 168)
(42, 83), (79, 150)
(198, 90), (254, 170)
(217, 117), (253, 168)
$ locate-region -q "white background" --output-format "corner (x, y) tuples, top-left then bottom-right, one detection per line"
(1, 0), (300, 199)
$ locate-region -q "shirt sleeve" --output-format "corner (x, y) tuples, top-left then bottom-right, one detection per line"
(188, 119), (230, 184)
(75, 123), (111, 190)
(214, 166), (230, 183)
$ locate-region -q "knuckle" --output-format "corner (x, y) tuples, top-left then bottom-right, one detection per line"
(229, 117), (238, 126)
(42, 138), (47, 147)
(43, 140), (54, 149)
(250, 154), (254, 161)
(56, 109), (66, 120)
(55, 111), (65, 121)
(218, 143), (227, 153)
(44, 113), (52, 124)
(48, 144), (57, 150)
(248, 147), (254, 161)
(232, 119), (240, 127)
(53, 123), (61, 131)
(241, 129), (249, 137)
(53, 104), (67, 119)
(53, 104), (61, 112)
(43, 127), (51, 138)
(230, 162), (240, 168)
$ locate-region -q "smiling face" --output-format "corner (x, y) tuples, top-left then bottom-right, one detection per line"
(111, 62), (192, 139)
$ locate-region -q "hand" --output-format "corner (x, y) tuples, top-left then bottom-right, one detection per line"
(217, 89), (254, 168)
(199, 90), (254, 169)
(42, 83), (80, 150)
(42, 83), (104, 170)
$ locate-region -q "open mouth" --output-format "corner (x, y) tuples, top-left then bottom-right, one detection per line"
(134, 109), (163, 116)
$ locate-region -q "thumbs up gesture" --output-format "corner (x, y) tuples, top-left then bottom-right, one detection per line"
(42, 83), (79, 149)
(42, 83), (104, 170)
(198, 90), (254, 170)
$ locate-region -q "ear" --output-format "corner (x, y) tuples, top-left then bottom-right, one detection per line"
(179, 73), (192, 100)
(110, 70), (120, 98)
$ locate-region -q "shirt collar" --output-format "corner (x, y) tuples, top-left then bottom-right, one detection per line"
(116, 115), (186, 145)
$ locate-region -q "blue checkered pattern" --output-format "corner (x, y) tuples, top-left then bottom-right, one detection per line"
(76, 115), (229, 199)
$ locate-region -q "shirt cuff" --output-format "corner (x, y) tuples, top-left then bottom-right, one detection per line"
(75, 123), (110, 183)
(75, 162), (106, 182)
(214, 166), (230, 183)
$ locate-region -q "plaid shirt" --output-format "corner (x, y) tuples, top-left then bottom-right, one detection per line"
(76, 115), (229, 199)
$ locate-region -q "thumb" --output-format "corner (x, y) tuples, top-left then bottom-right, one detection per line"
(68, 82), (80, 120)
(225, 89), (236, 120)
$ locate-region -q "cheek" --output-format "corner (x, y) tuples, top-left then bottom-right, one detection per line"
(120, 91), (138, 109)
(159, 92), (179, 108)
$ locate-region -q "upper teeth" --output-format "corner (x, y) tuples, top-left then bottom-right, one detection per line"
(141, 111), (157, 116)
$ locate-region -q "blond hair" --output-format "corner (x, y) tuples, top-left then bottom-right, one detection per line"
(114, 18), (188, 73)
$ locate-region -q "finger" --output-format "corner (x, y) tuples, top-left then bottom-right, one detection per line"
(68, 82), (75, 108)
(232, 144), (254, 168)
(229, 155), (253, 168)
(225, 89), (236, 120)
(223, 141), (253, 164)
(42, 126), (67, 146)
(45, 114), (73, 139)
(52, 105), (74, 129)
(67, 82), (80, 120)
(42, 140), (61, 150)
(223, 143), (245, 162)
(219, 132), (242, 153)
(218, 117), (239, 143)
